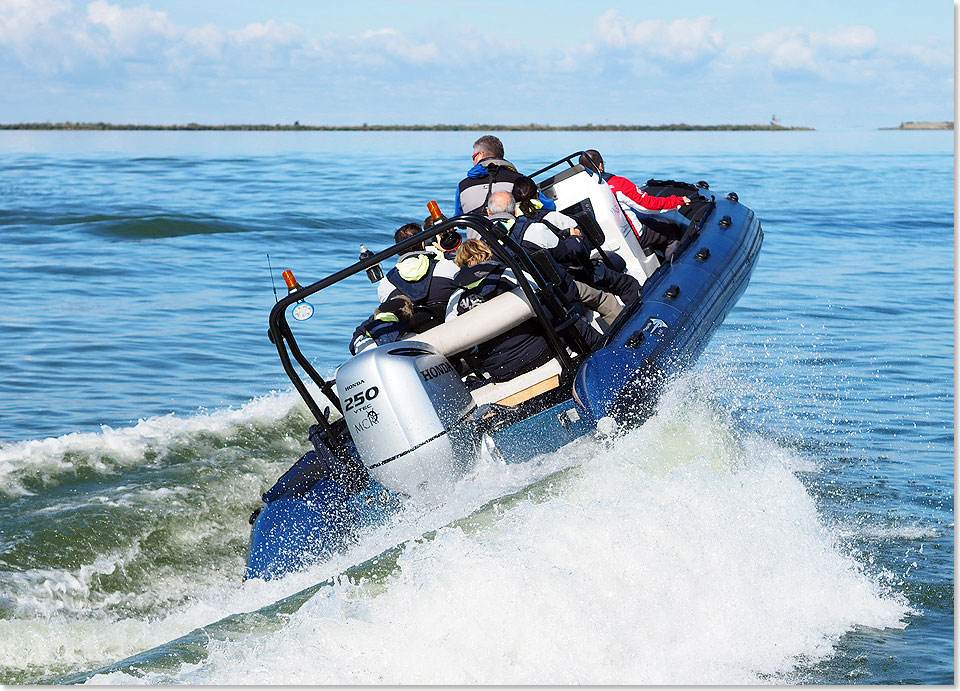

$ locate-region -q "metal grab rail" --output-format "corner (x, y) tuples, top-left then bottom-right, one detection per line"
(529, 150), (600, 178)
(268, 214), (578, 433)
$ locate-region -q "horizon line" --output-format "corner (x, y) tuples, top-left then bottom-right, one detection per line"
(0, 121), (816, 132)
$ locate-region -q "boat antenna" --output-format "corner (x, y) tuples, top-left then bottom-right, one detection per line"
(266, 253), (279, 303)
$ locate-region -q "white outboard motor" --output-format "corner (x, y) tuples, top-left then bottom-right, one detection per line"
(335, 341), (477, 497)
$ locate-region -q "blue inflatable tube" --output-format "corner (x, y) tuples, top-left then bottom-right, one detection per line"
(573, 194), (763, 424)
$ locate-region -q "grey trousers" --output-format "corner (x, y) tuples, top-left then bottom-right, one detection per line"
(574, 280), (622, 324)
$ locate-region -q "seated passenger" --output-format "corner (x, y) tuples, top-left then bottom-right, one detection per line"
(579, 149), (690, 261)
(447, 239), (552, 385)
(350, 296), (415, 355)
(455, 135), (556, 218)
(378, 223), (459, 331)
(487, 197), (603, 351)
(512, 175), (640, 323)
(484, 192), (602, 352)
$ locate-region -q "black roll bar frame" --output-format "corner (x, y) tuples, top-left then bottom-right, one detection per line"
(529, 150), (600, 178)
(268, 214), (579, 434)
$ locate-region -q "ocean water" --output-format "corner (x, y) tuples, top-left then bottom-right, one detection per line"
(0, 129), (952, 684)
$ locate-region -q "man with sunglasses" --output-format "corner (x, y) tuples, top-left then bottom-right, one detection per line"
(454, 135), (556, 217)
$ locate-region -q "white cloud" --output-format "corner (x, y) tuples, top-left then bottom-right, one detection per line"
(233, 19), (302, 46)
(743, 25), (877, 75)
(750, 28), (818, 71)
(87, 0), (178, 54)
(895, 40), (952, 69)
(358, 27), (437, 63)
(182, 24), (225, 59)
(361, 28), (396, 39)
(592, 10), (724, 64)
(0, 4), (950, 128)
(815, 25), (876, 58)
(0, 0), (69, 42)
(0, 0), (103, 73)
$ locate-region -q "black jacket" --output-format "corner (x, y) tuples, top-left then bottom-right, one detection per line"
(449, 260), (551, 382)
(381, 251), (459, 331)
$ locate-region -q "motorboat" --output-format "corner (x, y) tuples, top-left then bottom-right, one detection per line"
(245, 152), (763, 580)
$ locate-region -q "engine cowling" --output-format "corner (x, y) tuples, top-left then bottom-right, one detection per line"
(335, 341), (477, 497)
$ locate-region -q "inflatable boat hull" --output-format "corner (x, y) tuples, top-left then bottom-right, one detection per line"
(246, 190), (762, 581)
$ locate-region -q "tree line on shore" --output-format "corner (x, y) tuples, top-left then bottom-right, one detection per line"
(0, 121), (814, 132)
(882, 121), (953, 130)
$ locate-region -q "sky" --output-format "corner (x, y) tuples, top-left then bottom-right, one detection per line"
(0, 0), (954, 129)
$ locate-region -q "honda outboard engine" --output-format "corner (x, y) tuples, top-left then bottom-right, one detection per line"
(335, 341), (477, 497)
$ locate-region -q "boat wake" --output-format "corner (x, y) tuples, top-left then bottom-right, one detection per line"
(0, 391), (310, 498)
(0, 369), (910, 685)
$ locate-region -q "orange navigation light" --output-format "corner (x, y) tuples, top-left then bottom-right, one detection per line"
(282, 270), (299, 291)
(427, 200), (443, 221)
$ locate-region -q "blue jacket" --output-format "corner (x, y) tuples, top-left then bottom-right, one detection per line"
(454, 161), (557, 215)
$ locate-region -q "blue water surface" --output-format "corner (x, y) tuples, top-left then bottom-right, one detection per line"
(0, 129), (952, 684)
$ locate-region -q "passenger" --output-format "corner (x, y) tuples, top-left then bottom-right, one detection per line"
(349, 296), (415, 355)
(484, 192), (603, 352)
(579, 149), (690, 260)
(447, 239), (552, 385)
(378, 223), (459, 332)
(512, 175), (581, 235)
(512, 175), (640, 323)
(455, 135), (556, 218)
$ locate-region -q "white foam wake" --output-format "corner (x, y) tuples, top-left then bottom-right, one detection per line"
(0, 389), (306, 496)
(83, 383), (911, 685)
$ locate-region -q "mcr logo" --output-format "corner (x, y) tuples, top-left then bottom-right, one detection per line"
(354, 408), (380, 434)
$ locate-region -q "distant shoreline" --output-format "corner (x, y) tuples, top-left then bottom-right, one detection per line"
(0, 122), (814, 132)
(879, 121), (953, 130)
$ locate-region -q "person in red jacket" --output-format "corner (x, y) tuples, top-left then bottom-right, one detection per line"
(579, 149), (690, 260)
